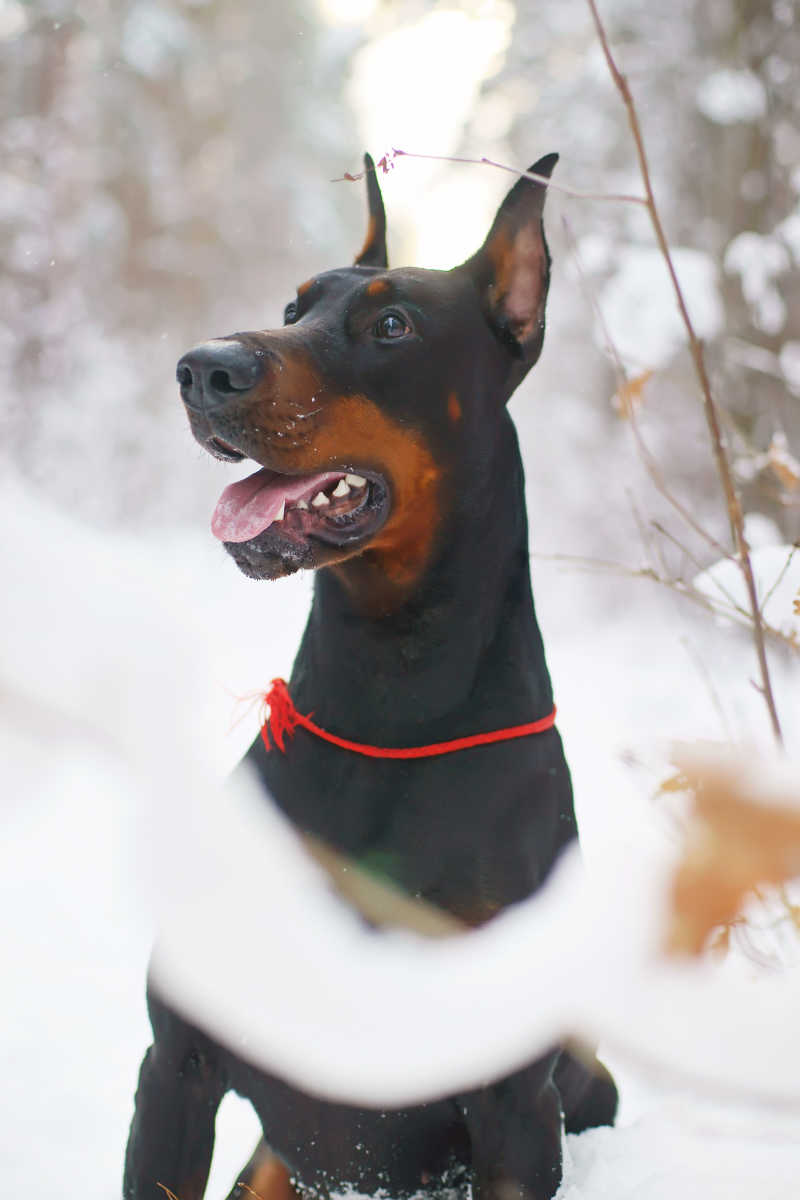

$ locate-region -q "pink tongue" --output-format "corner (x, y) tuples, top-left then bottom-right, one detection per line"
(211, 467), (343, 542)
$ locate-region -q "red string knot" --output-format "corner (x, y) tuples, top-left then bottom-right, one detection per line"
(262, 677), (301, 753)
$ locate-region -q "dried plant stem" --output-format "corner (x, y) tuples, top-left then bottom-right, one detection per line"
(563, 214), (732, 563)
(536, 550), (798, 654)
(586, 0), (784, 747)
(303, 835), (465, 938)
(236, 1185), (267, 1200)
(336, 149), (648, 207)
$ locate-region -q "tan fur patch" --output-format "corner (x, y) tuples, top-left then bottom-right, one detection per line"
(247, 360), (442, 600)
(313, 395), (442, 590)
(241, 1154), (298, 1200)
(356, 215), (377, 265)
(486, 226), (546, 341)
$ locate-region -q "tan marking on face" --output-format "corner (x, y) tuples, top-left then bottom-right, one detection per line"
(242, 347), (443, 599)
(296, 278), (314, 297)
(246, 349), (325, 452)
(310, 395), (442, 589)
(366, 277), (390, 296)
(447, 391), (462, 423)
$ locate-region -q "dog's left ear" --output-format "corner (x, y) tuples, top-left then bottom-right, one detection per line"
(463, 153), (558, 374)
(354, 153), (388, 269)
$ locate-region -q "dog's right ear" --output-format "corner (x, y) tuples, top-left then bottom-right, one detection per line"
(354, 153), (388, 269)
(462, 153), (558, 375)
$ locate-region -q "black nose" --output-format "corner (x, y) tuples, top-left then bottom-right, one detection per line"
(176, 340), (266, 411)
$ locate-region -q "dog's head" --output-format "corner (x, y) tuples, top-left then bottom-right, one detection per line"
(178, 153), (557, 598)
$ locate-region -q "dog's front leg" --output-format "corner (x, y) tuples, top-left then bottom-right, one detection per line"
(225, 1139), (299, 1200)
(457, 1056), (563, 1200)
(123, 986), (229, 1200)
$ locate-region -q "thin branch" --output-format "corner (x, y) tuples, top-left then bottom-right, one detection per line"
(679, 635), (733, 742)
(302, 835), (465, 938)
(335, 148), (648, 207)
(563, 215), (732, 562)
(236, 1185), (266, 1200)
(585, 0), (784, 746)
(535, 551), (798, 653)
(649, 521), (745, 616)
(762, 543), (799, 610)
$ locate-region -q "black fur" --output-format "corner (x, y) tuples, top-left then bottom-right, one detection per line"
(124, 156), (617, 1200)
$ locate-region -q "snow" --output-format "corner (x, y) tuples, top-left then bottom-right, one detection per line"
(0, 0), (27, 41)
(693, 543), (800, 642)
(121, 2), (192, 77)
(597, 246), (723, 369)
(695, 69), (767, 125)
(562, 1106), (800, 1200)
(779, 340), (800, 393)
(776, 205), (800, 264)
(724, 232), (790, 336)
(3, 470), (800, 1197)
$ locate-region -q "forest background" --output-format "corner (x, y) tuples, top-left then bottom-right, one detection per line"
(2, 0), (800, 1196)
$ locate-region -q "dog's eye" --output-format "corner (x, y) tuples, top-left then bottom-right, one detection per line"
(283, 301), (299, 325)
(374, 312), (410, 340)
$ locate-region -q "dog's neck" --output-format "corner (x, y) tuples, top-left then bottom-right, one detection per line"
(289, 418), (554, 743)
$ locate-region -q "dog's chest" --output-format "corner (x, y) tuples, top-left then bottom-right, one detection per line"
(246, 730), (573, 923)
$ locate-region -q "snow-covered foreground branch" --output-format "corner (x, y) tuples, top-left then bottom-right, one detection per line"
(152, 756), (800, 1109)
(4, 476), (798, 1119)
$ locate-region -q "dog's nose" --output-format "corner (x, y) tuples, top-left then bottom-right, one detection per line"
(176, 340), (266, 411)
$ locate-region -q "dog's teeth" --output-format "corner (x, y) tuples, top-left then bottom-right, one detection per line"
(345, 473), (366, 488)
(296, 499), (309, 510)
(332, 479), (351, 498)
(275, 500), (285, 522)
(311, 491), (330, 508)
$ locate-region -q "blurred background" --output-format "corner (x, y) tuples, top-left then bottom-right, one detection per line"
(2, 0), (799, 548)
(2, 0), (800, 1195)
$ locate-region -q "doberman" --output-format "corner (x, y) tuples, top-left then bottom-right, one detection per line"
(124, 153), (617, 1200)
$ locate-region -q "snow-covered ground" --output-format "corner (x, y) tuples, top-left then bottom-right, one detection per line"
(2, 433), (799, 1197)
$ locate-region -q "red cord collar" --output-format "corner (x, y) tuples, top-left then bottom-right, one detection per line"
(261, 677), (557, 760)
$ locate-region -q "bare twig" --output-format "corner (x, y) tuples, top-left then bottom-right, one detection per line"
(585, 0), (784, 746)
(156, 1186), (180, 1200)
(302, 835), (466, 938)
(563, 215), (732, 562)
(536, 550), (798, 653)
(236, 1184), (266, 1200)
(762, 543), (799, 610)
(679, 635), (733, 741)
(649, 521), (744, 615)
(335, 148), (648, 207)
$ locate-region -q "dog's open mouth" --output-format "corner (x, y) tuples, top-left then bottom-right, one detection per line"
(212, 463), (390, 549)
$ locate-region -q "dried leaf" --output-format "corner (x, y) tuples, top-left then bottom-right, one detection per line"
(665, 756), (800, 957)
(612, 369), (654, 418)
(765, 432), (800, 492)
(708, 924), (731, 959)
(657, 770), (691, 796)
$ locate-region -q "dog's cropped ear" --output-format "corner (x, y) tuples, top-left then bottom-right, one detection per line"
(354, 153), (388, 269)
(463, 153), (558, 372)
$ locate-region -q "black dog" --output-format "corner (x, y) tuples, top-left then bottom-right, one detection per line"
(124, 154), (617, 1200)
